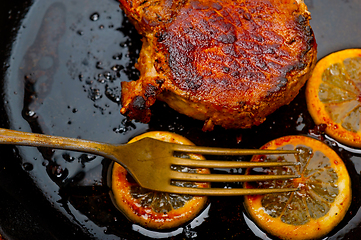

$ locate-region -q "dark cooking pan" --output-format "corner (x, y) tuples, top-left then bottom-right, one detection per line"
(1, 0), (361, 239)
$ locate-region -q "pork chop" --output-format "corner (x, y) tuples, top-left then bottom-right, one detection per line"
(119, 0), (317, 131)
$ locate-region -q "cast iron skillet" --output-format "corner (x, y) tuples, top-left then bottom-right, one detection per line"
(1, 0), (361, 239)
(0, 1), (91, 239)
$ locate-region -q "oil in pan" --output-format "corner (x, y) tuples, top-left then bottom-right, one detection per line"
(2, 0), (361, 239)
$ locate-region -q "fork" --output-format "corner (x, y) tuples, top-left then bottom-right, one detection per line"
(0, 128), (299, 196)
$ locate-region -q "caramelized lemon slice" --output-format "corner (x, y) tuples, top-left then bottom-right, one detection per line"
(111, 131), (209, 229)
(244, 135), (351, 240)
(306, 49), (361, 147)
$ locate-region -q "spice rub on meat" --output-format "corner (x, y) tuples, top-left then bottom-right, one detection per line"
(119, 0), (317, 131)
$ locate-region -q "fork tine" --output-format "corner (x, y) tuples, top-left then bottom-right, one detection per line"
(163, 185), (298, 196)
(171, 143), (297, 155)
(171, 157), (296, 168)
(171, 172), (300, 182)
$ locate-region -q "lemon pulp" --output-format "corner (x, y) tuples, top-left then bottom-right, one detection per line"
(320, 57), (361, 132)
(255, 145), (339, 225)
(244, 135), (351, 240)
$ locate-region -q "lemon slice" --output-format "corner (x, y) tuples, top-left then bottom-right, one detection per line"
(306, 49), (361, 147)
(244, 135), (351, 240)
(111, 131), (209, 229)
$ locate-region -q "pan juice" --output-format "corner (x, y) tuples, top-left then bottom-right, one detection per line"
(3, 0), (361, 239)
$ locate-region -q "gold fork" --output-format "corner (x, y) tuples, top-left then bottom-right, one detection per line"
(0, 128), (299, 196)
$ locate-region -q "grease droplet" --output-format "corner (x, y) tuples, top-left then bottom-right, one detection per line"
(23, 162), (34, 171)
(90, 12), (100, 21)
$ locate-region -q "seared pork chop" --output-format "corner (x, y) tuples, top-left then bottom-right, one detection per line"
(119, 0), (317, 131)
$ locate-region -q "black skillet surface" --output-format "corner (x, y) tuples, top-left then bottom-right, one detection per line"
(1, 0), (361, 239)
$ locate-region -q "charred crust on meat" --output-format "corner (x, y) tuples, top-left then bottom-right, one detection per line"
(119, 0), (317, 130)
(191, 0), (210, 10)
(238, 101), (246, 108)
(287, 38), (296, 44)
(243, 12), (251, 21)
(159, 1), (310, 94)
(296, 14), (307, 25)
(130, 96), (146, 110)
(144, 84), (158, 98)
(155, 32), (166, 42)
(123, 95), (152, 122)
(266, 76), (288, 96)
(156, 79), (165, 85)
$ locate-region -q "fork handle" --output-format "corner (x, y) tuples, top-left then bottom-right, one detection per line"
(0, 128), (119, 159)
